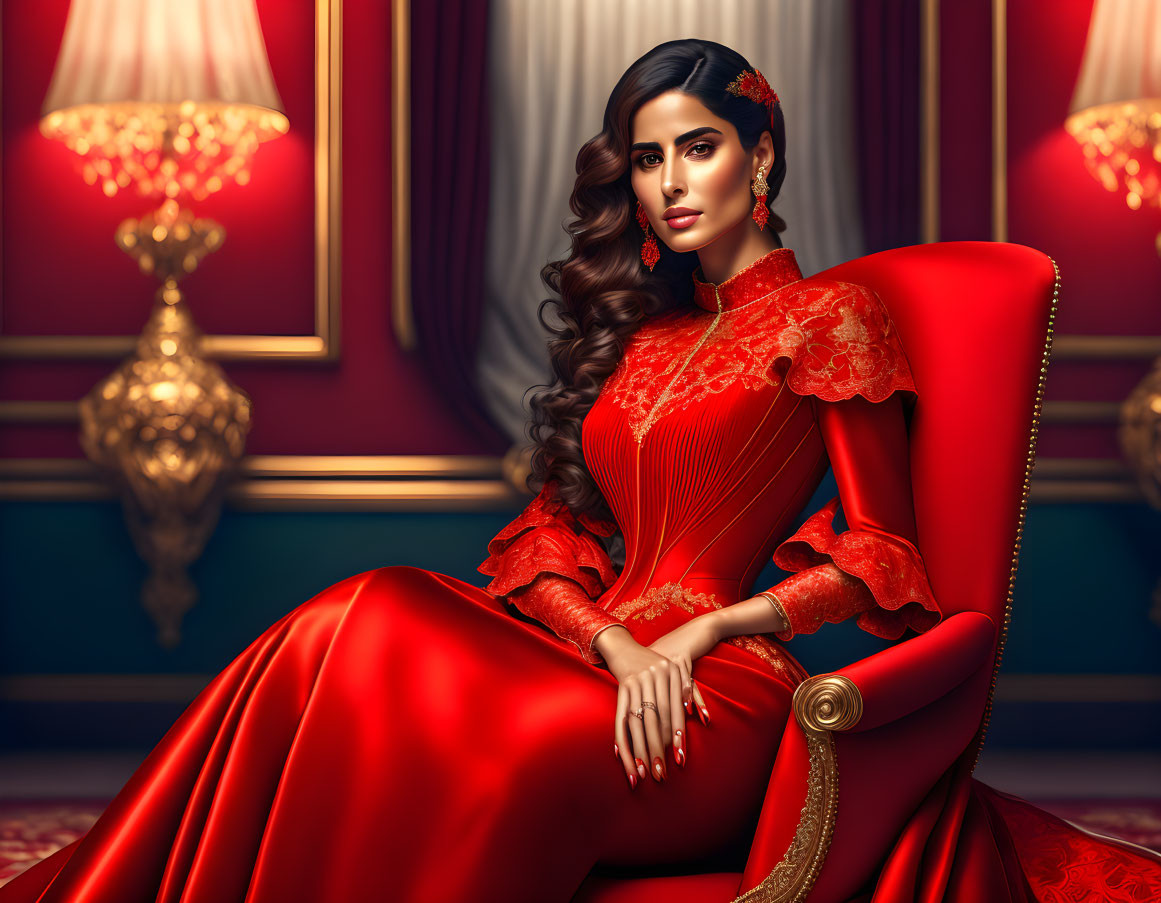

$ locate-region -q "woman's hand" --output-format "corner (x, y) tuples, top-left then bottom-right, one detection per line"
(648, 614), (719, 724)
(598, 628), (690, 789)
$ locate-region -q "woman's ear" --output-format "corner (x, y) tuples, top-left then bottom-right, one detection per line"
(753, 132), (775, 176)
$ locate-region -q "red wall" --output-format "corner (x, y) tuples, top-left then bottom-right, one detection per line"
(941, 0), (1158, 460)
(0, 0), (501, 459)
(4, 1), (1153, 462)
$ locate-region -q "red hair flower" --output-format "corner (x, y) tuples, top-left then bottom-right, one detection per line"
(725, 68), (779, 130)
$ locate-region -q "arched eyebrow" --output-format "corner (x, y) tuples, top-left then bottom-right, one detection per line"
(630, 126), (723, 154)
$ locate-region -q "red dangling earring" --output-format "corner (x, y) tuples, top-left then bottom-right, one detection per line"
(636, 200), (660, 271)
(751, 165), (770, 230)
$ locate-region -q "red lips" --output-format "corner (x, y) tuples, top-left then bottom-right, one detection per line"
(663, 208), (702, 230)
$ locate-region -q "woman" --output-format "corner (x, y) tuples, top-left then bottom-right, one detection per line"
(4, 39), (1160, 903)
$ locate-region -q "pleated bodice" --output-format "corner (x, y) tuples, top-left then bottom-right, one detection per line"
(582, 248), (836, 642)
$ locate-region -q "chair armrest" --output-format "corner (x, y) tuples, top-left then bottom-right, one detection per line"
(793, 610), (996, 734)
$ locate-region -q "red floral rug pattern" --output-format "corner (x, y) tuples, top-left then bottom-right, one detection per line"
(1, 797), (1160, 888)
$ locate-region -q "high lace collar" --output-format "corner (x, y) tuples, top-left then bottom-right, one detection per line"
(691, 246), (803, 313)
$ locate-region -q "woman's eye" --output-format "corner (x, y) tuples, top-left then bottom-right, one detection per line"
(636, 143), (714, 169)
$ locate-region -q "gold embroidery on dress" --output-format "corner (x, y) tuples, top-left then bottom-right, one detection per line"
(610, 581), (724, 621)
(600, 281), (898, 444)
(723, 634), (807, 681)
(609, 584), (805, 683)
(631, 303), (724, 443)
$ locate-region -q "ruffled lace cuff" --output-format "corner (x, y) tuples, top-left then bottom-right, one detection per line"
(761, 566), (879, 641)
(507, 574), (625, 665)
(767, 496), (942, 640)
(477, 480), (623, 664)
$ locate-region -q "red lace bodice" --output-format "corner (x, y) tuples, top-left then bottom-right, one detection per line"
(479, 246), (941, 665)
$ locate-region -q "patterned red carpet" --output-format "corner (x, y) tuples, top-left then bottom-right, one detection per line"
(0, 800), (104, 886)
(2, 797), (1160, 888)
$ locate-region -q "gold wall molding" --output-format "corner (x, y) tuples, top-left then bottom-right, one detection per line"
(0, 0), (341, 362)
(1031, 457), (1131, 478)
(1042, 400), (1121, 422)
(0, 455), (525, 509)
(0, 401), (78, 422)
(992, 0), (1008, 244)
(921, 0), (939, 244)
(1028, 457), (1141, 502)
(1029, 481), (1141, 503)
(1050, 335), (1161, 359)
(0, 456), (1142, 505)
(391, 0), (415, 350)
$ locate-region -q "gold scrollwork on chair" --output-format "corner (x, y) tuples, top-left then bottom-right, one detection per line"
(793, 673), (864, 733)
(731, 730), (837, 903)
(730, 674), (860, 902)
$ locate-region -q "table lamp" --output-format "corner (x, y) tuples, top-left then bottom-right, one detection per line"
(39, 0), (289, 647)
(1064, 0), (1161, 227)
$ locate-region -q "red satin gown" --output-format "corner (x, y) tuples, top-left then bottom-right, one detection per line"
(3, 247), (1159, 903)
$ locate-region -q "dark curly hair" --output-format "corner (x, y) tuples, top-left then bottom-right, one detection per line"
(525, 38), (789, 526)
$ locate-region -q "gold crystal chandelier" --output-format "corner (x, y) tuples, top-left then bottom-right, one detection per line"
(42, 0), (289, 646)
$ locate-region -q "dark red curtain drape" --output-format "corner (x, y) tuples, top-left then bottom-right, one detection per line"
(409, 0), (507, 446)
(853, 0), (922, 253)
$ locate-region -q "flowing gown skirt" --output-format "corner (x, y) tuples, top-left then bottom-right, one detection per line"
(0, 566), (798, 903)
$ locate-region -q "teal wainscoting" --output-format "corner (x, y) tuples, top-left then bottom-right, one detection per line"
(2, 487), (1160, 749)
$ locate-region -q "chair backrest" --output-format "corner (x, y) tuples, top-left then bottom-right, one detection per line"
(814, 241), (1058, 630)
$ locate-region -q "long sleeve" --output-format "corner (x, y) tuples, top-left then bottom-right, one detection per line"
(477, 478), (625, 664)
(759, 281), (942, 642)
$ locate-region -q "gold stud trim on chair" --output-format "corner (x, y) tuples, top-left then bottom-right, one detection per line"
(970, 255), (1060, 772)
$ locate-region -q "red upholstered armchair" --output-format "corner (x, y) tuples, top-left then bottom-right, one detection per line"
(575, 241), (1060, 903)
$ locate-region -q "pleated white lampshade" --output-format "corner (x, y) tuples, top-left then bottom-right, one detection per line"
(1065, 0), (1161, 210)
(1069, 0), (1161, 116)
(39, 0), (290, 201)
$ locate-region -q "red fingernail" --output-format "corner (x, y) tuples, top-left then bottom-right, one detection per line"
(626, 771), (637, 790)
(652, 756), (665, 781)
(635, 757), (647, 780)
(674, 730), (685, 768)
(614, 742), (619, 758)
(699, 704), (711, 725)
